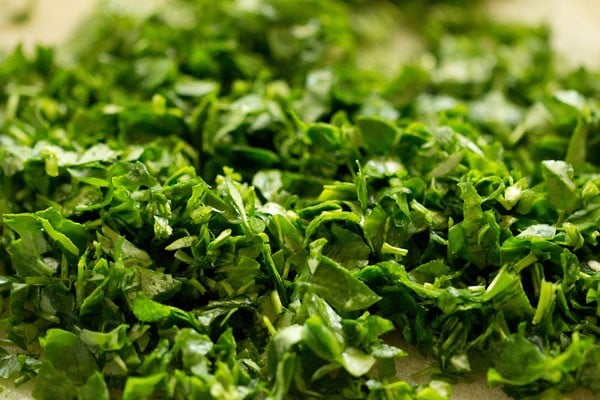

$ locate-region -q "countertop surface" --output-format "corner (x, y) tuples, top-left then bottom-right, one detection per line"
(1, 1), (600, 399)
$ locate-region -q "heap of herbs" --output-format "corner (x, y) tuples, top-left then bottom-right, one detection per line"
(2, 1), (600, 399)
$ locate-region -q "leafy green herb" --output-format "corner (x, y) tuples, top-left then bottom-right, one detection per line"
(2, 0), (600, 399)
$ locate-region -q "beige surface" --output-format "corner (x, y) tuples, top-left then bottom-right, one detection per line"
(0, 0), (97, 47)
(1, 1), (600, 399)
(487, 0), (600, 68)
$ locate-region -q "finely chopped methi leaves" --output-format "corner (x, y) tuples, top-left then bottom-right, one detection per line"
(1, 0), (600, 399)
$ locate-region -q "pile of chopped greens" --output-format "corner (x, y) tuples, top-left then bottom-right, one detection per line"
(2, 0), (600, 399)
